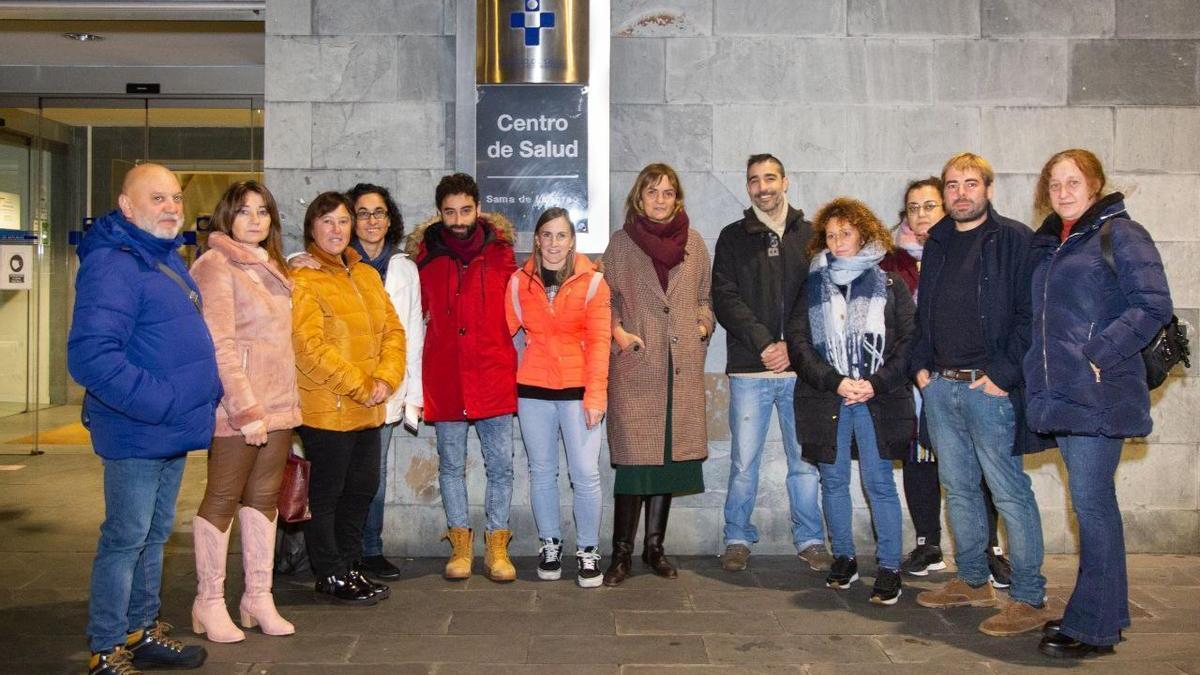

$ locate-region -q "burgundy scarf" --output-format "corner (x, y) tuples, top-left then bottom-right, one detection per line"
(441, 220), (487, 264)
(624, 210), (689, 291)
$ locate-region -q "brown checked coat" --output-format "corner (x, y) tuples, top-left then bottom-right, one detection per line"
(602, 228), (714, 466)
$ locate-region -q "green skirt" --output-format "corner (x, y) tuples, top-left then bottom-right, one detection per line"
(613, 356), (704, 496)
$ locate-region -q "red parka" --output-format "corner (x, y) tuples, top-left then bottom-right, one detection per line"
(407, 212), (518, 422)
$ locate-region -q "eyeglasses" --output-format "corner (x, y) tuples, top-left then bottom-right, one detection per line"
(355, 209), (389, 222)
(906, 201), (943, 216)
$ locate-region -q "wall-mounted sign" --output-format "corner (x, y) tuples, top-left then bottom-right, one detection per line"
(0, 245), (32, 290)
(0, 191), (21, 230)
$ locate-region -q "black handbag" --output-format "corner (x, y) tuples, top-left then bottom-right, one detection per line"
(1100, 221), (1190, 389)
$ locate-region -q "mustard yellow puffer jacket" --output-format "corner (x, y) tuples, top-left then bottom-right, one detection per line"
(291, 244), (406, 431)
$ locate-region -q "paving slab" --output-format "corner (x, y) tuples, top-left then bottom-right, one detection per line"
(703, 633), (891, 664)
(614, 610), (783, 635)
(449, 609), (617, 635)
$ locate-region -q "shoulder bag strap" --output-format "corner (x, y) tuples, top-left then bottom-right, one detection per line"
(155, 262), (202, 313)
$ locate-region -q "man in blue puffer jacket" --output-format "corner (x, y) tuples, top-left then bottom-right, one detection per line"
(68, 163), (221, 675)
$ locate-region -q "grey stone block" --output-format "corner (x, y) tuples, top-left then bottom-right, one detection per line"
(1123, 509), (1200, 553)
(610, 104), (711, 172)
(264, 102), (312, 169)
(849, 0), (980, 37)
(712, 105), (847, 172)
(787, 172), (915, 229)
(990, 172), (1039, 227)
(982, 0), (1114, 37)
(265, 167), (399, 240)
(1115, 444), (1198, 510)
(613, 0), (713, 37)
(1117, 0), (1200, 38)
(612, 38), (666, 103)
(311, 102), (445, 169)
(667, 37), (868, 103)
(1070, 40), (1200, 105)
(266, 35), (399, 102)
(1115, 108), (1200, 172)
(397, 36), (455, 102)
(713, 0), (845, 36)
(675, 171), (750, 239)
(935, 40), (1068, 104)
(1147, 366), (1200, 443)
(981, 106), (1113, 173)
(1109, 173), (1200, 242)
(847, 106), (980, 171)
(266, 0), (312, 35)
(865, 41), (933, 104)
(315, 0), (445, 36)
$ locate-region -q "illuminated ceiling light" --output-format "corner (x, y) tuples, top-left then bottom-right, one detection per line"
(63, 32), (104, 41)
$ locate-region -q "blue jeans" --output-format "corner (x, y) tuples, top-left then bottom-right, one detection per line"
(923, 376), (1046, 605)
(817, 402), (902, 569)
(517, 398), (603, 548)
(87, 455), (187, 652)
(435, 415), (514, 533)
(362, 422), (397, 558)
(1059, 434), (1129, 646)
(723, 376), (825, 551)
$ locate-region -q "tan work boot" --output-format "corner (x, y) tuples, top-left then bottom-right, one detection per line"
(979, 599), (1059, 637)
(443, 527), (473, 580)
(916, 577), (998, 608)
(484, 529), (517, 582)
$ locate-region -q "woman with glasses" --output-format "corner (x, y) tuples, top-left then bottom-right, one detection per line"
(506, 207), (611, 587)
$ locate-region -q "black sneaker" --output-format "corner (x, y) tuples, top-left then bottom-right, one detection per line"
(359, 554), (402, 580)
(825, 556), (858, 589)
(89, 646), (140, 675)
(126, 622), (206, 670)
(901, 543), (947, 576)
(576, 546), (603, 588)
(537, 538), (563, 580)
(988, 546), (1013, 589)
(870, 567), (903, 606)
(349, 567), (391, 600)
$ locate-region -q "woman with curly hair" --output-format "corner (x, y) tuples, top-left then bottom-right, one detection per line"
(786, 197), (916, 606)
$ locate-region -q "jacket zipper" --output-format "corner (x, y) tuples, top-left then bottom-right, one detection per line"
(1040, 231), (1086, 392)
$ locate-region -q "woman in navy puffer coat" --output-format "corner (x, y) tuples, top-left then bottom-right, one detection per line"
(1024, 149), (1172, 659)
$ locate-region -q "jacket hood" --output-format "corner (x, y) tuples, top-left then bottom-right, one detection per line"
(740, 205), (806, 235)
(1034, 192), (1128, 242)
(78, 209), (184, 267)
(205, 231), (293, 289)
(405, 211), (516, 258)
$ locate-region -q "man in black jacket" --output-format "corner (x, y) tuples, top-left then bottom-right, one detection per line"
(712, 153), (830, 573)
(910, 153), (1055, 637)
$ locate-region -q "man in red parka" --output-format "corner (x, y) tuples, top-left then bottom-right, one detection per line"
(406, 173), (519, 582)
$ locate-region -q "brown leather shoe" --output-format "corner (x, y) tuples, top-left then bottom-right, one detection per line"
(916, 577), (997, 608)
(980, 600), (1059, 637)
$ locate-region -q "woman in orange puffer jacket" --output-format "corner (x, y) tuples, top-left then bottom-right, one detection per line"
(505, 207), (611, 588)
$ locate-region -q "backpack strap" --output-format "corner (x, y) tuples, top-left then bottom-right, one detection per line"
(156, 262), (202, 313)
(508, 274), (522, 324)
(1099, 220), (1116, 273)
(585, 271), (603, 305)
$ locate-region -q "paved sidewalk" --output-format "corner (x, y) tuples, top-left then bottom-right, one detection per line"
(2, 454), (1198, 673)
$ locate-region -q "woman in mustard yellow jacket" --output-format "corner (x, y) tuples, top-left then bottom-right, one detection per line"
(291, 191), (406, 606)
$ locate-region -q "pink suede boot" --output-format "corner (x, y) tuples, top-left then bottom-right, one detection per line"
(237, 507), (295, 636)
(191, 516), (246, 643)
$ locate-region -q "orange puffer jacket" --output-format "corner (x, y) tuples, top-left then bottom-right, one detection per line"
(505, 254), (611, 412)
(291, 244), (406, 431)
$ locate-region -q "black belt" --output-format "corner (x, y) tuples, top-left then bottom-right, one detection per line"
(938, 368), (986, 382)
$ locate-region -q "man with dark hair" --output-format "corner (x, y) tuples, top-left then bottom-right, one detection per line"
(910, 153), (1055, 637)
(70, 163), (219, 674)
(712, 154), (831, 573)
(407, 172), (519, 582)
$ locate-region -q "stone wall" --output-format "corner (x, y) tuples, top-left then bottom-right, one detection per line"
(266, 0), (1200, 555)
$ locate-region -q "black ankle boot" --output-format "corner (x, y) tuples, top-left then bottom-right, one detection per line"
(642, 494), (677, 578)
(603, 494), (642, 586)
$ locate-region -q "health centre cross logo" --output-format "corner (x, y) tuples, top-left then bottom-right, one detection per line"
(510, 0), (555, 47)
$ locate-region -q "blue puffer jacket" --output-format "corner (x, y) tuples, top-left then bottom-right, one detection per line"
(67, 210), (222, 460)
(1024, 193), (1172, 438)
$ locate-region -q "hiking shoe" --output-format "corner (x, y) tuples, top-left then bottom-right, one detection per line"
(825, 556), (858, 589)
(126, 621), (207, 670)
(721, 543), (751, 572)
(916, 577), (998, 609)
(576, 546), (603, 588)
(798, 543), (834, 571)
(537, 537), (563, 580)
(901, 543), (947, 576)
(979, 599), (1058, 637)
(870, 567), (903, 606)
(988, 547), (1013, 589)
(89, 647), (140, 675)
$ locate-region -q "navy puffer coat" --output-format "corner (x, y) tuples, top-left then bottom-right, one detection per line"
(1024, 193), (1173, 438)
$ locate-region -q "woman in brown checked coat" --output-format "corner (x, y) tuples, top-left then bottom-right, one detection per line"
(601, 163), (714, 586)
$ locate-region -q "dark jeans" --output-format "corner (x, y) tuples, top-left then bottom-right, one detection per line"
(297, 425), (381, 578)
(1058, 434), (1130, 646)
(903, 459), (1001, 550)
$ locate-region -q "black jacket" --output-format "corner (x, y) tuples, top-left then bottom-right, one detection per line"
(909, 205), (1052, 455)
(786, 270), (917, 463)
(713, 206), (813, 374)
